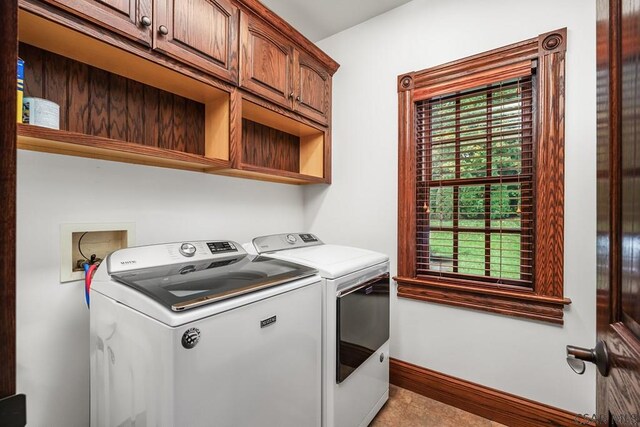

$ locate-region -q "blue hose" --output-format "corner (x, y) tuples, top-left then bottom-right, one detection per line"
(83, 263), (90, 308)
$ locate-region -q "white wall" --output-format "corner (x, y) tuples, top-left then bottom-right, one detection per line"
(16, 0), (597, 423)
(16, 150), (305, 427)
(308, 0), (596, 414)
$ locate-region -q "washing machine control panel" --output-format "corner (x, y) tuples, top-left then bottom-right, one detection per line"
(252, 233), (323, 254)
(107, 240), (244, 274)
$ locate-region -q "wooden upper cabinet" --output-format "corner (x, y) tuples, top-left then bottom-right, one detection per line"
(293, 50), (330, 126)
(240, 12), (332, 126)
(240, 12), (295, 108)
(154, 0), (239, 83)
(38, 1), (336, 127)
(41, 0), (153, 45)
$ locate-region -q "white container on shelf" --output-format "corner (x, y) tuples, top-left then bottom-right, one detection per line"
(23, 97), (60, 129)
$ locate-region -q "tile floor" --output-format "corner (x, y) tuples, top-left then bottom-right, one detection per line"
(370, 385), (506, 427)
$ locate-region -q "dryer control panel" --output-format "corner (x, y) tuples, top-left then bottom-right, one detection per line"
(252, 233), (323, 254)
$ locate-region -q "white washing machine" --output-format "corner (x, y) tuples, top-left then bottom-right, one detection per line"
(90, 240), (323, 427)
(245, 233), (390, 427)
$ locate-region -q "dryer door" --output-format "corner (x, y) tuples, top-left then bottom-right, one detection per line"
(336, 274), (390, 383)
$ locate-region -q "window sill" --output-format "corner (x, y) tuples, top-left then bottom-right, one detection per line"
(394, 276), (571, 325)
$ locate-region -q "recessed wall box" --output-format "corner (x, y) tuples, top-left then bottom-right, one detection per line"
(60, 222), (135, 283)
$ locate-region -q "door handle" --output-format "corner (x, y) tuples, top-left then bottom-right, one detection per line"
(566, 340), (610, 377)
(336, 273), (389, 298)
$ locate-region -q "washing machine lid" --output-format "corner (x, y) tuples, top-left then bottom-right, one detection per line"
(250, 234), (388, 279)
(110, 253), (317, 311)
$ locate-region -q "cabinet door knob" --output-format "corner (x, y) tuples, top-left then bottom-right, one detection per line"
(296, 95), (301, 102)
(140, 16), (152, 27)
(289, 92), (294, 99)
(158, 25), (169, 36)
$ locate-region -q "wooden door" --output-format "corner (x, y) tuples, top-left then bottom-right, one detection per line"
(239, 12), (294, 108)
(293, 50), (330, 126)
(595, 0), (640, 424)
(41, 0), (152, 46)
(0, 0), (23, 425)
(154, 0), (239, 84)
(0, 0), (16, 401)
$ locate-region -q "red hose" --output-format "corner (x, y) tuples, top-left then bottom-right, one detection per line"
(85, 264), (98, 308)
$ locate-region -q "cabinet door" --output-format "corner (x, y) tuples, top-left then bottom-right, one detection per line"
(41, 0), (153, 45)
(293, 50), (331, 126)
(240, 13), (294, 108)
(155, 0), (239, 83)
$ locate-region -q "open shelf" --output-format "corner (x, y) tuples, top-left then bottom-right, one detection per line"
(237, 99), (326, 183)
(17, 124), (228, 172)
(18, 9), (231, 166)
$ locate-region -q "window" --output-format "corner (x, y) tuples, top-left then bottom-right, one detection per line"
(396, 29), (570, 324)
(417, 77), (534, 287)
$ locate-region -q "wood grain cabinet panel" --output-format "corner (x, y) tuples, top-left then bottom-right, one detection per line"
(293, 50), (330, 126)
(240, 13), (332, 126)
(41, 0), (152, 45)
(155, 0), (239, 83)
(240, 12), (294, 108)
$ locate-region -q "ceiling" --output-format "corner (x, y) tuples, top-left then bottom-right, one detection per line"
(259, 0), (413, 42)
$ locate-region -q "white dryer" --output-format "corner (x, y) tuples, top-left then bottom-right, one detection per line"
(90, 240), (323, 427)
(246, 233), (390, 427)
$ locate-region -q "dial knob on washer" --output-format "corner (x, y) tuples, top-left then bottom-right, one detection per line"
(179, 243), (197, 257)
(286, 234), (297, 244)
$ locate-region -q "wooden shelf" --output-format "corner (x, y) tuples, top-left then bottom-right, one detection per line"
(235, 163), (326, 184)
(17, 124), (229, 172)
(239, 99), (327, 182)
(19, 10), (231, 164)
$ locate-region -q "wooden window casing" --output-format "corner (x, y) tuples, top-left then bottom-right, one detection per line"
(396, 29), (571, 324)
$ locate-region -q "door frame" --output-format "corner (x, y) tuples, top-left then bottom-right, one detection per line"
(0, 0), (18, 399)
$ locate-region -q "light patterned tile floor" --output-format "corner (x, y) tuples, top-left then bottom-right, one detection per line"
(370, 385), (507, 427)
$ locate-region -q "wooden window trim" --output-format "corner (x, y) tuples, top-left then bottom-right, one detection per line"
(396, 28), (571, 324)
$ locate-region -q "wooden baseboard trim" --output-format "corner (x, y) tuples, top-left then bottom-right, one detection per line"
(390, 358), (595, 427)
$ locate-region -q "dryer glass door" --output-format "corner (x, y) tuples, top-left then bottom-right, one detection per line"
(336, 274), (390, 383)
